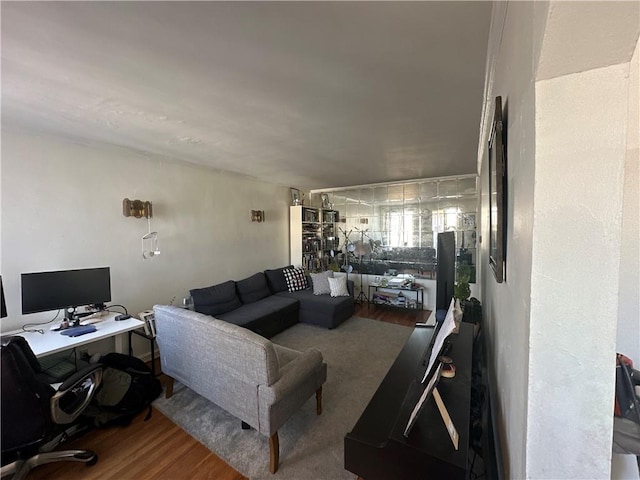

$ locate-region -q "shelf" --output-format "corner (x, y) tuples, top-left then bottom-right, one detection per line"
(370, 283), (423, 292)
(368, 284), (424, 311)
(291, 206), (341, 273)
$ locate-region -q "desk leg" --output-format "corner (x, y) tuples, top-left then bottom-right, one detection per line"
(151, 340), (156, 377)
(114, 333), (128, 354)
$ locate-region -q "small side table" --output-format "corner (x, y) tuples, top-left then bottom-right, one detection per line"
(128, 330), (159, 377)
(368, 283), (424, 310)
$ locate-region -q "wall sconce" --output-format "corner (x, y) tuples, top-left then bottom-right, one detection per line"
(123, 198), (160, 259)
(251, 210), (265, 222)
(123, 198), (153, 219)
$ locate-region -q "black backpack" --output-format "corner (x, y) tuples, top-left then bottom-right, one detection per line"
(82, 353), (162, 427)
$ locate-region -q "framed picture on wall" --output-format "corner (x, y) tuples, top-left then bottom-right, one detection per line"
(461, 213), (476, 229)
(488, 96), (506, 283)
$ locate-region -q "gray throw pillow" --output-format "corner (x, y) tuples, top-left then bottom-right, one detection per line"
(310, 270), (334, 295)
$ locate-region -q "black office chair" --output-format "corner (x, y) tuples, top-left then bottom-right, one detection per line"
(0, 336), (103, 479)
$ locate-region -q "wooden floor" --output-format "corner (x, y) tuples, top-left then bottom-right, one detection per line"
(25, 306), (426, 479)
(354, 302), (432, 327)
(27, 407), (246, 480)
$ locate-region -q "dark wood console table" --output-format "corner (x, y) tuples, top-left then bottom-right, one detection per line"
(344, 321), (473, 479)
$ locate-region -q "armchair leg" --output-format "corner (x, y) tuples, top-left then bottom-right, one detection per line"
(165, 376), (174, 399)
(269, 432), (279, 474)
(316, 387), (323, 415)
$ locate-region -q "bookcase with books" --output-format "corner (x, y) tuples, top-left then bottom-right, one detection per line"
(290, 206), (340, 272)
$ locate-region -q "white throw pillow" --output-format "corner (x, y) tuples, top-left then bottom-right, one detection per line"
(310, 270), (334, 295)
(327, 275), (349, 297)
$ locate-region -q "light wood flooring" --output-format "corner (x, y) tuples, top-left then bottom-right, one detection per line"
(27, 407), (246, 480)
(25, 305), (428, 479)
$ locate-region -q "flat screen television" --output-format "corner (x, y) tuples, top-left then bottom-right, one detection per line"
(1, 275), (6, 318)
(21, 267), (111, 321)
(436, 231), (456, 314)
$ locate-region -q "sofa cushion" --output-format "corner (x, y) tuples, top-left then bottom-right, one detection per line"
(190, 280), (242, 316)
(283, 267), (308, 292)
(236, 272), (271, 304)
(217, 295), (299, 337)
(327, 275), (350, 297)
(310, 270), (334, 295)
(276, 288), (354, 329)
(264, 266), (293, 294)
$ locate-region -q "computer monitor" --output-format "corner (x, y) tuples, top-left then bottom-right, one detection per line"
(21, 267), (111, 322)
(435, 231), (456, 314)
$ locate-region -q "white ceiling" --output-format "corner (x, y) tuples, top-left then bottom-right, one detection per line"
(1, 1), (492, 190)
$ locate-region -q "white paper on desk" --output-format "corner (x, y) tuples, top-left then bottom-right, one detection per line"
(422, 298), (456, 383)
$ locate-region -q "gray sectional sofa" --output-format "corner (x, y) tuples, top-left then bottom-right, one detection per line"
(189, 266), (355, 338)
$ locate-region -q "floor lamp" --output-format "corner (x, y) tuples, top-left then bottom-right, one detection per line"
(339, 227), (354, 279)
(354, 228), (371, 304)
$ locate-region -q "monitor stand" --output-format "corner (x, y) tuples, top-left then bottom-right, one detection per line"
(64, 307), (93, 327)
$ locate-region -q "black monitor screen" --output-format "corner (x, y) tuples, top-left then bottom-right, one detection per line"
(436, 232), (456, 312)
(21, 267), (111, 315)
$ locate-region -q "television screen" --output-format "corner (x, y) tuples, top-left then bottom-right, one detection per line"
(1, 275), (6, 318)
(21, 267), (111, 318)
(436, 231), (456, 313)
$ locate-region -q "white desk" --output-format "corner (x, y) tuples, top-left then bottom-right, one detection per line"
(5, 313), (144, 358)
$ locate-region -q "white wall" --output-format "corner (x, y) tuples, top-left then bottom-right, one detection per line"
(1, 128), (291, 355)
(612, 33), (640, 480)
(530, 62), (628, 479)
(478, 2), (546, 477)
(617, 34), (640, 366)
(479, 2), (638, 478)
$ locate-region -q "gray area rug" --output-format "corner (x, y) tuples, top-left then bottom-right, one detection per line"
(153, 316), (413, 479)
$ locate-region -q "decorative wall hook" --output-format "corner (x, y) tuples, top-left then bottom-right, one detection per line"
(123, 198), (153, 219)
(142, 230), (161, 259)
(251, 210), (265, 222)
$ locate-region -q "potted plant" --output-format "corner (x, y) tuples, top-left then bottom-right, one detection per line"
(453, 263), (472, 304)
(452, 264), (472, 330)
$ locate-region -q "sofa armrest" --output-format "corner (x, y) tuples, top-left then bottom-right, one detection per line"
(259, 348), (324, 404)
